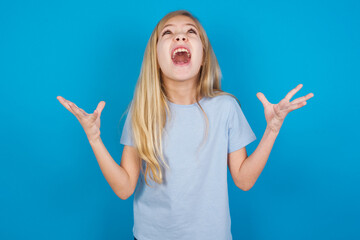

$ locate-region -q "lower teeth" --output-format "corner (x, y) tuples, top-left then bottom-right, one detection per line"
(173, 60), (189, 64)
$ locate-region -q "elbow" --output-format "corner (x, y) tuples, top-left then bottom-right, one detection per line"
(236, 181), (253, 191)
(116, 189), (133, 200)
(116, 190), (134, 200)
(118, 194), (129, 200)
(241, 185), (252, 191)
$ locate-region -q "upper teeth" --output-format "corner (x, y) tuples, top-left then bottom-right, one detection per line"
(172, 48), (191, 59)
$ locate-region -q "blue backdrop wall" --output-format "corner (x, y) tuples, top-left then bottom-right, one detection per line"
(1, 0), (359, 239)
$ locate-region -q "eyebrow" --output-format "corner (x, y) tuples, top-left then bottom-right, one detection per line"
(162, 23), (198, 31)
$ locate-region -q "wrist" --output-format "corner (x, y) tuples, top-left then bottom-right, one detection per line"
(265, 125), (280, 135)
(88, 136), (102, 146)
(267, 118), (284, 134)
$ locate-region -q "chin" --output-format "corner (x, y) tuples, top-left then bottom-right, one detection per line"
(170, 69), (199, 80)
(160, 60), (201, 81)
(173, 76), (195, 81)
(166, 73), (194, 81)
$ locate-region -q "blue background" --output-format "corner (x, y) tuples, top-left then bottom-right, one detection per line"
(1, 0), (359, 239)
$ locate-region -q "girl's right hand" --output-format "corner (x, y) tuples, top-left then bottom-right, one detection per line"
(57, 96), (106, 143)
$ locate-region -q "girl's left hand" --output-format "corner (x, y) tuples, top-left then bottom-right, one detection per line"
(256, 84), (314, 133)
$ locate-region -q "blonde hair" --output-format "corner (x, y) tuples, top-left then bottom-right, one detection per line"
(119, 10), (241, 186)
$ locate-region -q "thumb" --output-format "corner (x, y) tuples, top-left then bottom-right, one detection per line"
(90, 101), (105, 121)
(91, 109), (99, 121)
(256, 92), (270, 107)
(96, 101), (106, 116)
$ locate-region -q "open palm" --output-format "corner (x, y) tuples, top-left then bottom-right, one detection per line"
(57, 96), (106, 142)
(256, 84), (314, 132)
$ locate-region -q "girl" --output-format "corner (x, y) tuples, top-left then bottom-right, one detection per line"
(57, 10), (314, 240)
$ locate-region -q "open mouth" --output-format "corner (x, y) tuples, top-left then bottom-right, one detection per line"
(171, 47), (191, 65)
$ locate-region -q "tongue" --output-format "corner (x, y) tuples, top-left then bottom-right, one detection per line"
(173, 52), (190, 64)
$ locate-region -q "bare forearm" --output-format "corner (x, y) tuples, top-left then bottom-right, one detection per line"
(89, 138), (131, 199)
(238, 126), (279, 190)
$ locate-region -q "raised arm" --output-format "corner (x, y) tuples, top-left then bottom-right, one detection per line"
(230, 84), (314, 191)
(89, 139), (140, 200)
(57, 96), (140, 200)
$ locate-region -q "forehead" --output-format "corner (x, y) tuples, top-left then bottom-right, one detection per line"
(162, 15), (197, 29)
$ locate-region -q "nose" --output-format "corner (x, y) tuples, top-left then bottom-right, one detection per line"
(175, 33), (187, 42)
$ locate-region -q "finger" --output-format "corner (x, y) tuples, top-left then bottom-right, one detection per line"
(290, 93), (314, 105)
(67, 103), (78, 117)
(77, 108), (88, 117)
(72, 103), (88, 117)
(95, 101), (106, 116)
(256, 92), (271, 107)
(91, 101), (105, 121)
(69, 101), (89, 117)
(68, 102), (84, 119)
(79, 108), (88, 116)
(91, 109), (99, 121)
(57, 96), (76, 115)
(287, 101), (307, 112)
(284, 84), (303, 101)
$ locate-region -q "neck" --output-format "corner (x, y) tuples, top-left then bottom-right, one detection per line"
(162, 74), (202, 105)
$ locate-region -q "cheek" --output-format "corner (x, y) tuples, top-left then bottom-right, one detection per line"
(157, 45), (168, 62)
(195, 44), (203, 61)
(156, 46), (161, 59)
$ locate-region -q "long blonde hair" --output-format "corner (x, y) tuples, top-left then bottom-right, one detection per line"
(119, 10), (241, 186)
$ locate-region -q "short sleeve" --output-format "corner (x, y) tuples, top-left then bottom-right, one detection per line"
(120, 109), (134, 147)
(227, 98), (257, 153)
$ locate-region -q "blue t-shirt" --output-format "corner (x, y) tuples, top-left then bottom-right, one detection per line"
(120, 94), (257, 240)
